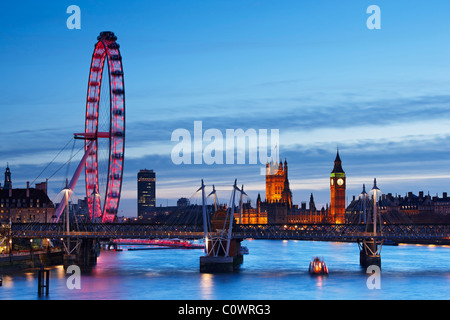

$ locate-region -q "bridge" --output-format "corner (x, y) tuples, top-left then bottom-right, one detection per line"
(7, 220), (450, 269)
(9, 222), (450, 245)
(5, 220), (450, 272)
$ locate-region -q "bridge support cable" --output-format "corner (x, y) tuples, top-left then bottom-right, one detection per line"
(53, 141), (95, 223)
(224, 180), (238, 256)
(199, 180), (211, 254)
(30, 136), (74, 187)
(199, 180), (209, 238)
(238, 184), (247, 225)
(207, 185), (218, 213)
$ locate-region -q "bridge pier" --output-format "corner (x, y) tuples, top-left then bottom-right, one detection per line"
(63, 239), (99, 270)
(358, 238), (382, 268)
(78, 239), (99, 268)
(63, 253), (78, 269)
(200, 238), (243, 273)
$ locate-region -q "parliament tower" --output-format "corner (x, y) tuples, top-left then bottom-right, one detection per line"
(265, 159), (292, 208)
(330, 150), (346, 224)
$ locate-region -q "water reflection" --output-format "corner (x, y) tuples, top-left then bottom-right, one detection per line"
(314, 275), (325, 289)
(54, 265), (66, 278)
(200, 273), (214, 299)
(24, 272), (34, 283)
(0, 241), (450, 299)
(1, 275), (13, 289)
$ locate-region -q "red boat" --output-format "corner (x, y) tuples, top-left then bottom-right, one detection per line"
(309, 257), (328, 275)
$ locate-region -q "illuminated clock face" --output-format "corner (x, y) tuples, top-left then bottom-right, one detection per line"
(337, 178), (344, 186)
(330, 179), (334, 186)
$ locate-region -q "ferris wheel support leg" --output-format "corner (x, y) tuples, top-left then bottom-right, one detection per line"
(53, 141), (95, 223)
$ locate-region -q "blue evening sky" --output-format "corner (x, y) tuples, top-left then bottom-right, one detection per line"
(1, 1), (450, 216)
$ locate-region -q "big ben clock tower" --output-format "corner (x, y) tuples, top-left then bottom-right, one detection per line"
(330, 150), (346, 224)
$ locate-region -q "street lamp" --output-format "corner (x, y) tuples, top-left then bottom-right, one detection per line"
(369, 178), (383, 235)
(358, 184), (367, 224)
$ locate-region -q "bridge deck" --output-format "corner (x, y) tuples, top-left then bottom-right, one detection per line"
(5, 223), (450, 245)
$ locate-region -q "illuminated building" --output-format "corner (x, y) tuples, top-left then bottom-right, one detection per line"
(346, 190), (450, 224)
(257, 158), (328, 224)
(330, 150), (346, 224)
(235, 198), (268, 224)
(137, 169), (156, 218)
(265, 159), (292, 207)
(0, 166), (54, 223)
(286, 194), (328, 224)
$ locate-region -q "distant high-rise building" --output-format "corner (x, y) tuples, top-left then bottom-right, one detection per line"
(137, 169), (156, 218)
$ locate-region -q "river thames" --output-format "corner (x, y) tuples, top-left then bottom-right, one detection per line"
(1, 240), (450, 300)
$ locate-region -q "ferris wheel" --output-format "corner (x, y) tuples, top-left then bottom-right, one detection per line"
(53, 31), (125, 223)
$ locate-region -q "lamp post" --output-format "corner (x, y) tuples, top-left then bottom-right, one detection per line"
(91, 184), (100, 222)
(358, 184), (367, 224)
(369, 178), (383, 236)
(8, 239), (12, 262)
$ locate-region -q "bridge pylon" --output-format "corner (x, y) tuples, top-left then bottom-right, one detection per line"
(358, 179), (383, 268)
(58, 181), (99, 270)
(199, 179), (244, 272)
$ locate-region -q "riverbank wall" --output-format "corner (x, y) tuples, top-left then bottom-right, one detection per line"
(0, 250), (63, 272)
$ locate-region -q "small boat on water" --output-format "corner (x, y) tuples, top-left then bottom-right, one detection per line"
(309, 257), (328, 275)
(0, 275), (3, 286)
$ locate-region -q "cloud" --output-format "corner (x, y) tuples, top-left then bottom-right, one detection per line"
(3, 83), (450, 217)
(125, 91), (450, 149)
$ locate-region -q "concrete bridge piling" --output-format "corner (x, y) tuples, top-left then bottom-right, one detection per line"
(358, 238), (382, 268)
(63, 238), (99, 270)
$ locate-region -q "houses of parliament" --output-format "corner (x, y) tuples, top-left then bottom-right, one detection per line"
(238, 150), (346, 225)
(238, 150), (450, 225)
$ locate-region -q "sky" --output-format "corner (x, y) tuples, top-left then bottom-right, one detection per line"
(1, 1), (450, 217)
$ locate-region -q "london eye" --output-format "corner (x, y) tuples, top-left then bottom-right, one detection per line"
(53, 31), (125, 223)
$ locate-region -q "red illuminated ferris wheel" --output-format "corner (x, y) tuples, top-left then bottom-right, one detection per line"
(84, 31), (125, 223)
(53, 31), (125, 224)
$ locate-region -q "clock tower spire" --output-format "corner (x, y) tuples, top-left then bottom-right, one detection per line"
(330, 149), (346, 224)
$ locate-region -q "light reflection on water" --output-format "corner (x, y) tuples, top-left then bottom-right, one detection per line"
(0, 240), (450, 300)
